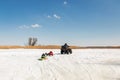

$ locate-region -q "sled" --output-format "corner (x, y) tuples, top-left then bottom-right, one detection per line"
(38, 57), (48, 61)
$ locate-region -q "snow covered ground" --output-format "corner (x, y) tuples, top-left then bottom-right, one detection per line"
(0, 49), (120, 80)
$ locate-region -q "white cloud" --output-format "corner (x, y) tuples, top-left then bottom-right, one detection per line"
(47, 15), (52, 18)
(19, 25), (29, 29)
(19, 24), (41, 29)
(53, 14), (61, 19)
(31, 24), (41, 28)
(64, 1), (67, 5)
(47, 14), (61, 20)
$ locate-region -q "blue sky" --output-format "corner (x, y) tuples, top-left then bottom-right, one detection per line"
(0, 0), (120, 46)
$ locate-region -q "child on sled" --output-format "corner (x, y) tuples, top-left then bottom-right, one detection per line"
(40, 53), (47, 60)
(48, 51), (54, 56)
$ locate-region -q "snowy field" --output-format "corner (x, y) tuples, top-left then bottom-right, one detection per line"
(0, 49), (120, 80)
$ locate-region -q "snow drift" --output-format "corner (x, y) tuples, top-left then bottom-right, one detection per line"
(0, 49), (120, 80)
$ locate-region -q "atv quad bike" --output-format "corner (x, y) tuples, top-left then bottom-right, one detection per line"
(61, 46), (72, 54)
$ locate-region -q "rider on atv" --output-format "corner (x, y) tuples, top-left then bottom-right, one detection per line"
(61, 43), (72, 54)
(63, 43), (69, 49)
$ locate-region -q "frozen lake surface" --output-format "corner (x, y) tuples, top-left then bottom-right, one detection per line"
(0, 49), (120, 80)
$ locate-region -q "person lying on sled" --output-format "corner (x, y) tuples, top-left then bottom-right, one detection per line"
(41, 53), (47, 59)
(48, 51), (54, 56)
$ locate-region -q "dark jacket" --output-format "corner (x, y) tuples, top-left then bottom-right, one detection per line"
(64, 43), (69, 49)
(41, 53), (46, 58)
